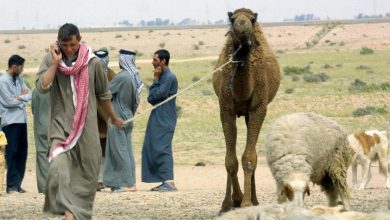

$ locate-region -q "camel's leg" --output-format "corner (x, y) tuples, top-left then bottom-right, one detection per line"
(241, 107), (266, 207)
(250, 170), (259, 205)
(220, 110), (242, 213)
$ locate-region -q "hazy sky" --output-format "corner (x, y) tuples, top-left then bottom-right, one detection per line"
(0, 0), (389, 30)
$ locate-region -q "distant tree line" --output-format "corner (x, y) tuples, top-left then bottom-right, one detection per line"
(355, 13), (390, 19)
(117, 18), (227, 27)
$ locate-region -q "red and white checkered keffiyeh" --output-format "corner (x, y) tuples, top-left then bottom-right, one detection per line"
(49, 44), (94, 162)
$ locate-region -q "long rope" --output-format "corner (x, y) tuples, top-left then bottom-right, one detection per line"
(120, 57), (238, 125)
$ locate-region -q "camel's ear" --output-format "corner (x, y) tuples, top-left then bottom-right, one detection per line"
(228, 12), (234, 23)
(251, 13), (258, 24)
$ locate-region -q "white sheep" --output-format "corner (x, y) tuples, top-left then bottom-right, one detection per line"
(218, 203), (390, 220)
(264, 112), (353, 210)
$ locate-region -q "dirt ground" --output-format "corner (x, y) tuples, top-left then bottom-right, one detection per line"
(0, 157), (389, 219)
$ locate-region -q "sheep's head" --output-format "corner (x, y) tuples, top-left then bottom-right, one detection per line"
(228, 8), (257, 45)
(279, 173), (310, 207)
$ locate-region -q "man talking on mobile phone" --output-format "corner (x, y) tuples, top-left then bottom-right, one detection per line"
(142, 49), (178, 192)
(36, 23), (123, 220)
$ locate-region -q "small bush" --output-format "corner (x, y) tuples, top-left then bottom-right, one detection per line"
(193, 45), (200, 50)
(207, 78), (213, 83)
(352, 106), (388, 117)
(115, 34), (122, 38)
(325, 40), (331, 43)
(18, 45), (26, 49)
(148, 30), (154, 33)
(135, 35), (140, 39)
(176, 105), (182, 118)
(192, 76), (200, 82)
(163, 32), (170, 36)
(303, 73), (329, 83)
(355, 65), (371, 70)
(198, 41), (204, 45)
(292, 76), (300, 82)
(283, 65), (311, 75)
(276, 49), (285, 54)
(322, 64), (333, 69)
(202, 90), (213, 96)
(335, 64), (343, 68)
(339, 41), (346, 46)
(285, 88), (294, 94)
(159, 42), (165, 48)
(4, 39), (11, 43)
(109, 46), (116, 51)
(360, 47), (374, 55)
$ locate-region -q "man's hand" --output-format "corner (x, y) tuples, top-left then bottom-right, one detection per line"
(154, 66), (162, 80)
(21, 88), (29, 95)
(50, 42), (62, 65)
(112, 117), (124, 128)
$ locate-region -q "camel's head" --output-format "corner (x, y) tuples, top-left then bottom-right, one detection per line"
(279, 173), (311, 207)
(228, 8), (258, 44)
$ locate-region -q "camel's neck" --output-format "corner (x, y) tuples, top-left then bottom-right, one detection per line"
(231, 43), (253, 101)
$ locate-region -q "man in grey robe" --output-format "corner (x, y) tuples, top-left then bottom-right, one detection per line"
(103, 49), (141, 192)
(31, 88), (49, 194)
(142, 49), (178, 191)
(36, 23), (123, 220)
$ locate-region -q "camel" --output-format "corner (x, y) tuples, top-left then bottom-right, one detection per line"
(212, 8), (281, 213)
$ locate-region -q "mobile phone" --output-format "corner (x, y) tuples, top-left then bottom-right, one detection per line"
(55, 41), (61, 55)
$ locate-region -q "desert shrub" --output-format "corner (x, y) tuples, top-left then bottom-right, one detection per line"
(352, 106), (388, 117)
(285, 88), (294, 94)
(206, 78), (213, 83)
(339, 41), (345, 46)
(163, 32), (170, 36)
(109, 46), (116, 51)
(148, 30), (153, 33)
(348, 79), (390, 92)
(366, 70), (374, 74)
(303, 73), (329, 83)
(192, 76), (200, 82)
(325, 40), (331, 43)
(44, 48), (49, 53)
(4, 39), (11, 43)
(283, 65), (311, 75)
(135, 35), (140, 39)
(356, 65), (371, 70)
(176, 105), (182, 118)
(99, 47), (109, 52)
(198, 41), (204, 45)
(335, 64), (343, 68)
(329, 42), (337, 46)
(322, 64), (333, 69)
(276, 49), (285, 54)
(193, 45), (200, 50)
(202, 90), (213, 96)
(159, 42), (165, 48)
(360, 47), (374, 55)
(292, 76), (300, 82)
(18, 45), (26, 49)
(115, 34), (122, 38)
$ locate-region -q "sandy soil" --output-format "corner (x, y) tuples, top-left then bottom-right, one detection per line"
(0, 157), (389, 219)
